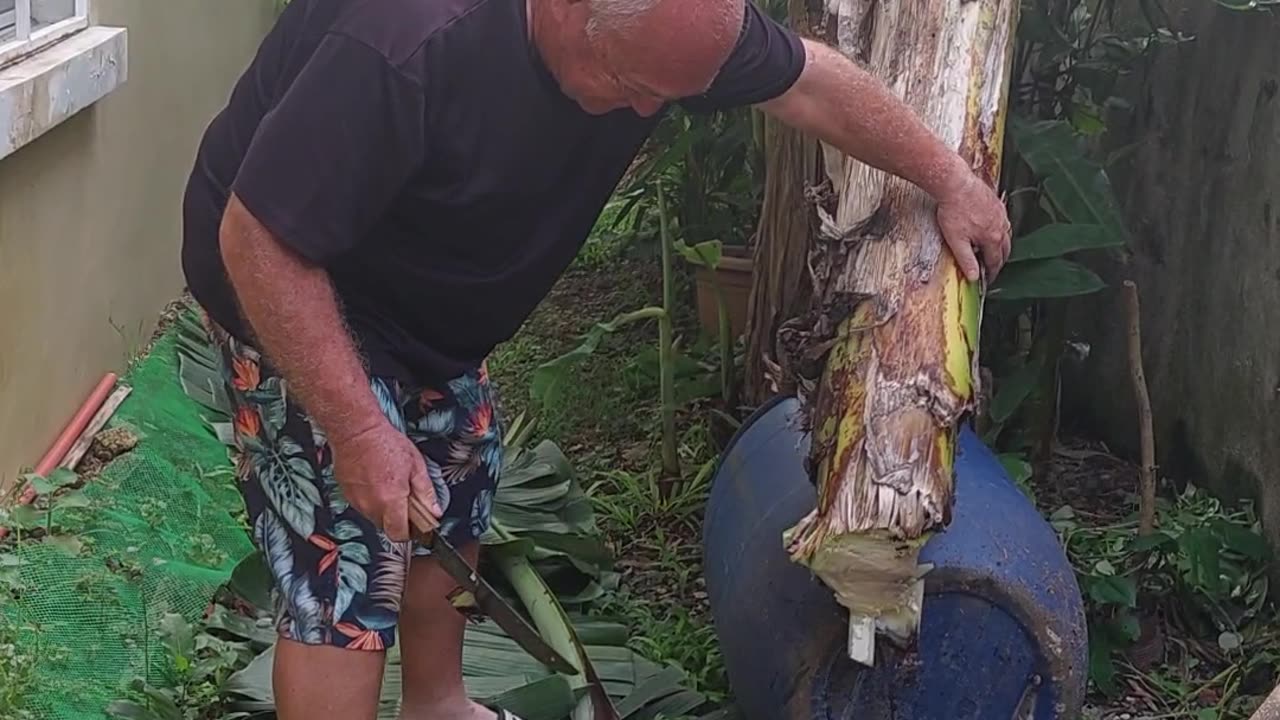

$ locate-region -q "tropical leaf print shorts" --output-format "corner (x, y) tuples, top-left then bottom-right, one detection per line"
(209, 321), (502, 652)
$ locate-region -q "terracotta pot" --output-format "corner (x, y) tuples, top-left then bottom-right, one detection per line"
(693, 247), (753, 340)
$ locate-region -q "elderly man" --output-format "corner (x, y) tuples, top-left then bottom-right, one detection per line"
(181, 0), (1010, 717)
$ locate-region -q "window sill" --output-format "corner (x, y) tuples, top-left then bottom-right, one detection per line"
(0, 25), (127, 162)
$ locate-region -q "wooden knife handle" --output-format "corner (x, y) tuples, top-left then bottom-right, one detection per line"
(408, 495), (440, 538)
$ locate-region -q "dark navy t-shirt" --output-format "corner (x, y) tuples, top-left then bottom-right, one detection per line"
(181, 0), (806, 385)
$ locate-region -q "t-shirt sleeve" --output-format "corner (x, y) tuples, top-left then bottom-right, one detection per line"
(231, 33), (427, 264)
(677, 2), (808, 114)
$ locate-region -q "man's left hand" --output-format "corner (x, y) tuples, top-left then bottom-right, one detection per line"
(935, 168), (1012, 283)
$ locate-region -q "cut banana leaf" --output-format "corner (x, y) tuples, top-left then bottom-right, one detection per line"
(175, 310), (234, 418)
(223, 619), (708, 720)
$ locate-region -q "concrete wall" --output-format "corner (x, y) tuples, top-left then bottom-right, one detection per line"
(1063, 6), (1280, 538)
(0, 1), (275, 485)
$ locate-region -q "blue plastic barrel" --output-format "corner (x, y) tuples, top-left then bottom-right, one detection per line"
(703, 396), (1087, 719)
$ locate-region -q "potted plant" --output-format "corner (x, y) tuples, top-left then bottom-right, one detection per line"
(691, 242), (753, 340)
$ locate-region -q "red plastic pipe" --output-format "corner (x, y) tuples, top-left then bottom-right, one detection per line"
(33, 372), (119, 476)
(0, 372), (117, 539)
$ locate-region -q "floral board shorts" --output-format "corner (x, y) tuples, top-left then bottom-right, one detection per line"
(209, 320), (503, 651)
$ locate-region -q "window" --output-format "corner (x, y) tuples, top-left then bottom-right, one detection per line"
(0, 0), (88, 69)
(0, 0), (120, 162)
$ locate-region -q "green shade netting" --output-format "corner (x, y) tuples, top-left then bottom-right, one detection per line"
(1, 328), (253, 719)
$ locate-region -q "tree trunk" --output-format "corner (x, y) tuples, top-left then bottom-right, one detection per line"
(782, 0), (1019, 662)
(741, 0), (822, 407)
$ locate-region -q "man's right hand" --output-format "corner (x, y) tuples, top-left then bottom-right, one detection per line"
(330, 421), (442, 542)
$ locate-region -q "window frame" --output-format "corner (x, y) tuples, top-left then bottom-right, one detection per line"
(0, 0), (89, 70)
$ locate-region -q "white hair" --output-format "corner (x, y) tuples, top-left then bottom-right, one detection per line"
(585, 0), (662, 36)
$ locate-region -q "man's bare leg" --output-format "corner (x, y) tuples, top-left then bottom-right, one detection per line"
(398, 542), (497, 720)
(274, 638), (385, 720)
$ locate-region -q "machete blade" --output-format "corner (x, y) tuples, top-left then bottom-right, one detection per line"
(429, 532), (581, 676)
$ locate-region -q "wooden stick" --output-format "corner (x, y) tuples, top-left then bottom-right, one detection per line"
(62, 384), (132, 471)
(1123, 281), (1157, 536)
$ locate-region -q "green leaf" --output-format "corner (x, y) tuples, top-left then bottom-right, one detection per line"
(1017, 2), (1069, 48)
(674, 239), (724, 269)
(1180, 528), (1225, 594)
(203, 604), (278, 647)
(523, 531), (613, 569)
(46, 534), (85, 556)
(1008, 224), (1124, 262)
(0, 552), (24, 589)
(228, 550), (273, 611)
(1087, 575), (1137, 607)
(138, 685), (184, 720)
(1010, 117), (1127, 234)
(615, 666), (689, 717)
(998, 453), (1032, 485)
(1050, 505), (1076, 521)
(990, 354), (1045, 423)
(159, 613), (196, 664)
(26, 475), (55, 495)
(47, 467), (80, 488)
(1128, 531), (1176, 553)
(178, 351), (232, 417)
(483, 675), (578, 720)
(1088, 629), (1121, 696)
(8, 504), (42, 530)
(1209, 520), (1270, 562)
(1069, 100), (1106, 136)
(989, 258), (1106, 300)
(636, 689), (707, 720)
(530, 308), (664, 407)
(225, 646), (275, 703)
(567, 619), (631, 647)
(54, 489), (93, 509)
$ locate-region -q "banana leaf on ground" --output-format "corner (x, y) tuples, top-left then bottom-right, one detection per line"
(218, 617), (716, 720)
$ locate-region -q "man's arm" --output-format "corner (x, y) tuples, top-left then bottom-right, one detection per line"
(220, 193), (387, 443)
(210, 34), (439, 540)
(758, 38), (1011, 280)
(221, 193), (438, 539)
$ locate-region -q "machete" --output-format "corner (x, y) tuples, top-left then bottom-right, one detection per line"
(419, 520), (581, 676)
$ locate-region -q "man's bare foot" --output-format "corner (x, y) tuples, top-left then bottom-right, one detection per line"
(400, 698), (497, 720)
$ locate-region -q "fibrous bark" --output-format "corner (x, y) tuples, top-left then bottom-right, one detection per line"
(743, 0), (823, 406)
(781, 0), (1019, 662)
(743, 113), (822, 405)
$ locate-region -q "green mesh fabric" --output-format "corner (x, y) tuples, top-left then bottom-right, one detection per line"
(1, 329), (253, 719)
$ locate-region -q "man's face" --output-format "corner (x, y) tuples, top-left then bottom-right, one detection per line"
(534, 0), (741, 117)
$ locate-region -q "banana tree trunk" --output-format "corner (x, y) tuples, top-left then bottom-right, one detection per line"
(782, 0), (1019, 664)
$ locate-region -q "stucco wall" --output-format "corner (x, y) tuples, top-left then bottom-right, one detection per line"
(1062, 6), (1280, 539)
(0, 0), (275, 485)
